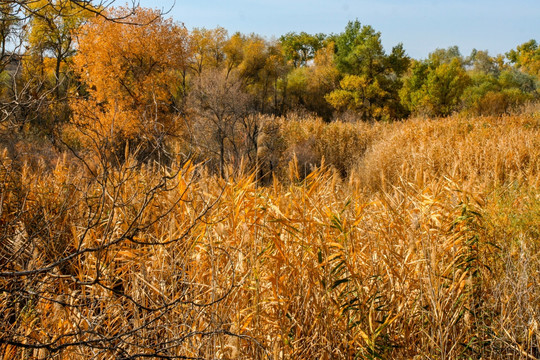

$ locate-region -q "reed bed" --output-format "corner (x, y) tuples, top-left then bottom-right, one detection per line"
(1, 112), (539, 359)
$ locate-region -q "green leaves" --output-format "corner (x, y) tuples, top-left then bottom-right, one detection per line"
(327, 20), (410, 121)
(506, 39), (540, 77)
(335, 22), (384, 76)
(279, 31), (325, 68)
(400, 57), (470, 117)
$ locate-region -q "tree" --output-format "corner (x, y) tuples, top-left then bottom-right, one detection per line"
(0, 2), (37, 131)
(2, 0), (143, 76)
(10, 0), (96, 138)
(190, 26), (228, 75)
(506, 39), (540, 77)
(327, 20), (410, 120)
(187, 69), (254, 178)
(26, 0), (94, 98)
(325, 74), (387, 119)
(223, 32), (244, 77)
(424, 58), (470, 116)
(4, 0), (143, 22)
(0, 2), (19, 73)
(334, 20), (387, 78)
(285, 42), (339, 119)
(71, 6), (191, 161)
(466, 49), (501, 75)
(400, 57), (470, 117)
(279, 31), (325, 67)
(399, 60), (429, 115)
(235, 35), (287, 114)
(0, 2), (20, 126)
(460, 48), (537, 115)
(1, 0), (151, 144)
(2, 0), (145, 74)
(428, 45), (463, 66)
(260, 41), (289, 114)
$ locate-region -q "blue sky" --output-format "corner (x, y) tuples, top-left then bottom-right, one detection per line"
(137, 0), (539, 59)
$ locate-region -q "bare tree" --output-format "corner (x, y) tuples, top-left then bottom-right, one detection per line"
(187, 69), (254, 178)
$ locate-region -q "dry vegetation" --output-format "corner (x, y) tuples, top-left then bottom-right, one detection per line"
(1, 3), (539, 358)
(1, 110), (539, 359)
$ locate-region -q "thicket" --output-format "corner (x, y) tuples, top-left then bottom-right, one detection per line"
(0, 1), (539, 359)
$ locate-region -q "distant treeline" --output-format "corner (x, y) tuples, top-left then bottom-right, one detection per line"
(0, 3), (539, 172)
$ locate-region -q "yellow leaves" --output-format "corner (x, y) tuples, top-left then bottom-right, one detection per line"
(325, 88), (354, 111)
(223, 32), (244, 71)
(27, 0), (94, 56)
(191, 26), (228, 73)
(340, 74), (369, 91)
(78, 12), (186, 96)
(237, 35), (268, 80)
(326, 74), (389, 118)
(70, 7), (191, 148)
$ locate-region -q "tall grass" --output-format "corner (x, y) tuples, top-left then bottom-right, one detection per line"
(1, 112), (539, 359)
(356, 113), (540, 191)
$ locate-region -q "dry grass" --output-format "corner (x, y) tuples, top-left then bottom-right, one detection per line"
(355, 113), (540, 191)
(258, 113), (385, 180)
(1, 112), (539, 359)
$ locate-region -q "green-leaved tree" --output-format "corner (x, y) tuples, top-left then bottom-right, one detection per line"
(326, 20), (409, 121)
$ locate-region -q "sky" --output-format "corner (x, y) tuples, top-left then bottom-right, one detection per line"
(137, 0), (539, 59)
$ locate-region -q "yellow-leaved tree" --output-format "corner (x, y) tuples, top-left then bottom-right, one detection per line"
(70, 6), (191, 161)
(26, 0), (94, 97)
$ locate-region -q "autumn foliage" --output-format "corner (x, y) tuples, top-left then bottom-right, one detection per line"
(0, 3), (539, 359)
(70, 7), (190, 158)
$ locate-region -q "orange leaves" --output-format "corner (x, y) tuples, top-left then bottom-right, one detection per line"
(72, 7), (191, 145)
(75, 7), (189, 104)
